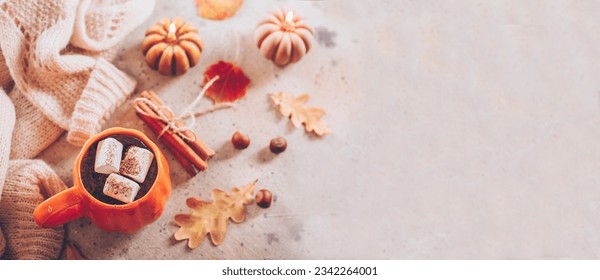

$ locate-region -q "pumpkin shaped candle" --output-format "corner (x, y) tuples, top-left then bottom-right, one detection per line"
(142, 18), (203, 76)
(254, 9), (315, 67)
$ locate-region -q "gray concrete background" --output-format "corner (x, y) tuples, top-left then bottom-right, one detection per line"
(40, 0), (600, 259)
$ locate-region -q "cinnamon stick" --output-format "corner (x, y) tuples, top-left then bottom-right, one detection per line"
(136, 99), (208, 172)
(141, 91), (216, 160)
(136, 112), (199, 176)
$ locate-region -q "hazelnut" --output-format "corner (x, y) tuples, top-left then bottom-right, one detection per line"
(255, 189), (272, 208)
(231, 131), (250, 149)
(269, 137), (287, 154)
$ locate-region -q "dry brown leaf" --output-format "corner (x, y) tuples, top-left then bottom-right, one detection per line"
(195, 0), (244, 21)
(271, 92), (331, 136)
(65, 242), (87, 260)
(174, 180), (256, 248)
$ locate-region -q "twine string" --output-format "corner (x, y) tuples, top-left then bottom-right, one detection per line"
(134, 97), (197, 141)
(134, 75), (231, 142)
(180, 75), (220, 129)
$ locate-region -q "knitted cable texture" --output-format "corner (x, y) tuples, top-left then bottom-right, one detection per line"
(0, 0), (154, 259)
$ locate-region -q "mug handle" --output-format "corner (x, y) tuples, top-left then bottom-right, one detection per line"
(33, 187), (83, 228)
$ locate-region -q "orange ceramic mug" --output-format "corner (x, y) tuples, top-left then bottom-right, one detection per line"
(33, 127), (171, 233)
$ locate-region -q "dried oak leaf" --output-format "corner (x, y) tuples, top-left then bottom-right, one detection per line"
(195, 0), (244, 21)
(174, 180), (256, 248)
(204, 60), (251, 103)
(65, 242), (87, 260)
(271, 92), (331, 136)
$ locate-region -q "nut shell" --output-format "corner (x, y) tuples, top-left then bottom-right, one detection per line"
(255, 189), (273, 209)
(231, 131), (250, 150)
(269, 137), (287, 154)
(142, 17), (203, 76)
(254, 9), (315, 67)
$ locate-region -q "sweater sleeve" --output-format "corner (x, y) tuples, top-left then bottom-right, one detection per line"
(0, 0), (152, 149)
(67, 58), (136, 146)
(0, 52), (11, 92)
(0, 91), (16, 200)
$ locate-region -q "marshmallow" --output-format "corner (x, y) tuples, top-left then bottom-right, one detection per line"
(103, 173), (141, 203)
(119, 146), (154, 183)
(94, 138), (123, 174)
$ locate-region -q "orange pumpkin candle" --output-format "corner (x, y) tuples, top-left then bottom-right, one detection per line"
(142, 18), (203, 76)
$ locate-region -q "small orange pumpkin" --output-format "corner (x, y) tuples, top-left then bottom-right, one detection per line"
(254, 9), (315, 67)
(142, 18), (203, 76)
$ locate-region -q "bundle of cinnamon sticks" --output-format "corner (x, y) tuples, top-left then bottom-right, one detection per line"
(135, 90), (215, 176)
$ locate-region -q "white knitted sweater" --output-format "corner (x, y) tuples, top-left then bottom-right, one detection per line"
(0, 0), (154, 259)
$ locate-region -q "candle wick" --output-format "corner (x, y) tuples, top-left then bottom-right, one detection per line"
(167, 22), (177, 43)
(285, 11), (294, 24)
(282, 11), (295, 32)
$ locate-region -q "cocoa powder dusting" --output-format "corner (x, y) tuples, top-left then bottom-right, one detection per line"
(105, 142), (116, 164)
(120, 156), (141, 176)
(106, 175), (133, 199)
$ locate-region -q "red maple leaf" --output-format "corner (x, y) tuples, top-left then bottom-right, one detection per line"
(203, 61), (250, 103)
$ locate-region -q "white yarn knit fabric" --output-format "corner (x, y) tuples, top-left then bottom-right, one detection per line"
(0, 0), (154, 259)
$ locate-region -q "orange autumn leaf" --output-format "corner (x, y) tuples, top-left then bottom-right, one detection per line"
(174, 180), (256, 248)
(65, 242), (87, 260)
(195, 0), (244, 21)
(271, 92), (331, 136)
(203, 61), (251, 103)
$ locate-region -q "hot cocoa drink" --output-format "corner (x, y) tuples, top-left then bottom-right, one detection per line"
(80, 134), (158, 205)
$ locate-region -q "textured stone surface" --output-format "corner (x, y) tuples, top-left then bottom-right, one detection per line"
(39, 0), (600, 259)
